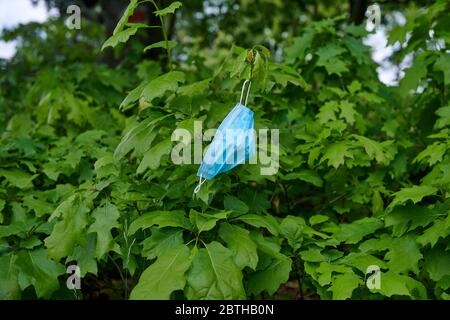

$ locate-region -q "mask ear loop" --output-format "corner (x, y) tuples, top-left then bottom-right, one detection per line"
(239, 80), (252, 106)
(193, 176), (207, 194)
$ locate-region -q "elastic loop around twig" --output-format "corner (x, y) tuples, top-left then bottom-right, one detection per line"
(193, 176), (206, 194)
(239, 80), (252, 106)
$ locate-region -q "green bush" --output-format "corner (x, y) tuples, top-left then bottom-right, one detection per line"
(0, 1), (449, 300)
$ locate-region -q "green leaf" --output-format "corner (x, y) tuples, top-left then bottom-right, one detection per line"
(114, 114), (172, 160)
(119, 84), (145, 111)
(102, 27), (138, 50)
(185, 241), (245, 299)
(321, 141), (353, 168)
(44, 194), (90, 261)
(384, 204), (436, 237)
(130, 244), (190, 300)
(359, 234), (422, 274)
(435, 104), (450, 129)
(136, 139), (172, 174)
(417, 219), (449, 248)
(67, 233), (98, 276)
(128, 210), (190, 235)
(0, 169), (37, 189)
(385, 236), (423, 274)
(247, 252), (292, 296)
(280, 216), (305, 251)
(372, 272), (427, 299)
(0, 253), (20, 299)
(424, 246), (450, 282)
(328, 273), (362, 300)
(189, 209), (228, 233)
(230, 50), (248, 78)
(285, 31), (315, 63)
(87, 201), (120, 259)
(16, 249), (65, 298)
(223, 195), (249, 215)
(235, 214), (280, 236)
(353, 134), (393, 165)
(316, 44), (348, 75)
(414, 142), (447, 165)
(178, 79), (211, 96)
(434, 53), (450, 86)
(154, 1), (182, 16)
(252, 51), (268, 90)
(332, 217), (383, 244)
(339, 252), (387, 273)
(144, 40), (177, 51)
(316, 101), (339, 124)
(218, 223), (258, 270)
(283, 170), (323, 187)
(141, 71), (185, 102)
(387, 185), (438, 210)
(398, 53), (431, 96)
(141, 228), (184, 260)
(309, 215), (329, 226)
(339, 100), (356, 125)
(113, 0), (138, 35)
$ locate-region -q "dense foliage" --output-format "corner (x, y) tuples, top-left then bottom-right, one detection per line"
(0, 0), (449, 300)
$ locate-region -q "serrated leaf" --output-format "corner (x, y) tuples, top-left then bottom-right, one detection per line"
(385, 235), (423, 274)
(16, 249), (65, 298)
(113, 0), (138, 35)
(321, 141), (353, 168)
(316, 44), (348, 75)
(424, 246), (450, 282)
(114, 114), (172, 160)
(102, 27), (138, 50)
(44, 194), (90, 261)
(247, 252), (291, 296)
(285, 31), (314, 63)
(128, 210), (190, 235)
(178, 78), (211, 96)
(144, 40), (176, 51)
(136, 139), (172, 174)
(384, 204), (436, 237)
(87, 201), (120, 258)
(119, 84), (145, 111)
(372, 272), (427, 299)
(223, 195), (249, 215)
(283, 169), (323, 187)
(353, 134), (393, 165)
(339, 100), (356, 125)
(141, 71), (185, 102)
(185, 241), (245, 299)
(328, 273), (362, 300)
(0, 169), (37, 189)
(141, 228), (184, 260)
(316, 101), (339, 124)
(388, 185), (438, 210)
(414, 142), (447, 165)
(0, 253), (20, 299)
(417, 219), (449, 248)
(280, 216), (305, 251)
(189, 209), (228, 233)
(235, 214), (280, 236)
(434, 52), (450, 86)
(130, 244), (190, 300)
(332, 217), (383, 244)
(218, 223), (258, 270)
(154, 1), (182, 16)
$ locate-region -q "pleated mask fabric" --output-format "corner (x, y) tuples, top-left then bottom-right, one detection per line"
(194, 80), (254, 193)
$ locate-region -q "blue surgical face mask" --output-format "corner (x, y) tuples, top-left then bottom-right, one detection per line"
(194, 80), (255, 193)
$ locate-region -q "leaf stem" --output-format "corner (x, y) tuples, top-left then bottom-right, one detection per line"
(149, 0), (172, 69)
